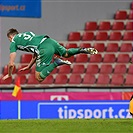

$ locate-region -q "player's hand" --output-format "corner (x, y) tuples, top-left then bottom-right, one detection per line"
(2, 74), (11, 80)
(19, 66), (29, 72)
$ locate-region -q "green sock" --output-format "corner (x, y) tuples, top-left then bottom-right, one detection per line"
(40, 62), (57, 79)
(67, 48), (81, 57)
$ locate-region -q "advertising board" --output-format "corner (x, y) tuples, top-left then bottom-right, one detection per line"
(0, 0), (41, 18)
(0, 101), (131, 119)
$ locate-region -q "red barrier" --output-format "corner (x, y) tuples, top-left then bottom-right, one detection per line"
(122, 92), (133, 100)
(0, 92), (122, 101)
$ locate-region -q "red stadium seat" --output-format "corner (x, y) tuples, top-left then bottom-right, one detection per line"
(82, 74), (96, 84)
(51, 68), (58, 74)
(98, 21), (111, 30)
(125, 74), (133, 86)
(95, 31), (108, 41)
(80, 43), (91, 48)
(68, 32), (81, 41)
(112, 21), (125, 30)
(31, 65), (36, 74)
(93, 43), (105, 52)
(85, 21), (97, 31)
(131, 2), (133, 9)
(106, 43), (119, 52)
(17, 64), (31, 74)
(69, 74), (82, 84)
(3, 65), (16, 75)
(109, 31), (122, 41)
(131, 55), (133, 63)
(75, 54), (88, 63)
(59, 43), (64, 47)
(120, 43), (132, 52)
(128, 64), (133, 74)
(123, 32), (133, 41)
(21, 54), (33, 63)
(113, 64), (127, 74)
(100, 64), (113, 74)
(111, 74), (124, 86)
(125, 22), (133, 30)
(72, 64), (85, 74)
(82, 32), (95, 41)
(86, 64), (99, 74)
(117, 54), (130, 63)
(89, 54), (102, 63)
(115, 10), (127, 20)
(0, 76), (13, 84)
(54, 74), (68, 84)
(58, 65), (71, 74)
(41, 75), (54, 84)
(27, 74), (39, 84)
(103, 54), (116, 63)
(14, 75), (27, 84)
(67, 56), (75, 63)
(97, 74), (110, 85)
(128, 10), (133, 19)
(65, 43), (78, 49)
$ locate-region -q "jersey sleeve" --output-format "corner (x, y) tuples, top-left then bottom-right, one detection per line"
(9, 42), (17, 53)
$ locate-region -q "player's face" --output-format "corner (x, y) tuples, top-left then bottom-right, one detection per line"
(8, 35), (13, 42)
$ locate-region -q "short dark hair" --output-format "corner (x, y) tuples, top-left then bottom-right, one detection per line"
(7, 28), (19, 37)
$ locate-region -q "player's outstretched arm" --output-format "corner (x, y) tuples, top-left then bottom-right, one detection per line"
(19, 53), (37, 72)
(2, 52), (16, 80)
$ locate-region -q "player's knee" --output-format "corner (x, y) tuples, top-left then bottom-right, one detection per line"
(36, 77), (44, 82)
(63, 51), (69, 58)
(35, 72), (44, 82)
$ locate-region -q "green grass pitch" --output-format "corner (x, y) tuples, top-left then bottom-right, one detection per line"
(0, 119), (133, 133)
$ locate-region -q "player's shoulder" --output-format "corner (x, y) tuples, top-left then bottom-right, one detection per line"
(17, 31), (35, 35)
(24, 31), (36, 36)
(14, 31), (36, 38)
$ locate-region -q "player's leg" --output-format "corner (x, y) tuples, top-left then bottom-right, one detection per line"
(35, 58), (71, 82)
(64, 48), (98, 58)
(35, 39), (71, 82)
(51, 38), (98, 58)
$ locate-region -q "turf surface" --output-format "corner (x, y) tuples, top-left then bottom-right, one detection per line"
(0, 119), (133, 133)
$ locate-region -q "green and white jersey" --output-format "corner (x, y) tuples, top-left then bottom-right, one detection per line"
(10, 31), (46, 54)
